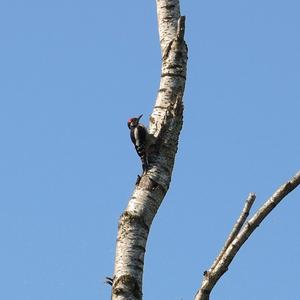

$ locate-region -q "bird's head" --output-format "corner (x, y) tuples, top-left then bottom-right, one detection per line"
(127, 114), (143, 129)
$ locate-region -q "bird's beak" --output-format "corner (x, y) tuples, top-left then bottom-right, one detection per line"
(138, 114), (143, 121)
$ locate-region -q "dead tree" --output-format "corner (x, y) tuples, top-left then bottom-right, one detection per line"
(111, 1), (188, 299)
(109, 1), (300, 299)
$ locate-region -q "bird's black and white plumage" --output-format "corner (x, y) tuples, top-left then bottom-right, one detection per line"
(127, 114), (149, 172)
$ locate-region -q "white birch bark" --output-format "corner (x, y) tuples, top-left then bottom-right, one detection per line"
(111, 1), (188, 299)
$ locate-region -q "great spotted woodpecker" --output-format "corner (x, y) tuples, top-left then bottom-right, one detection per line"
(127, 114), (149, 172)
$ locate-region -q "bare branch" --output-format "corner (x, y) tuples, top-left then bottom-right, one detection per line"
(195, 170), (300, 300)
(209, 193), (256, 272)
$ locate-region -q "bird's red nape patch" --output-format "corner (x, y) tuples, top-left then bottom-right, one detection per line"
(128, 118), (133, 123)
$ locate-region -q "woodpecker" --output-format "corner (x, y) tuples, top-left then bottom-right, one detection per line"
(127, 114), (149, 172)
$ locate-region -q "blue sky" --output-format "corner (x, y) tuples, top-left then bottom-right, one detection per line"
(0, 1), (300, 299)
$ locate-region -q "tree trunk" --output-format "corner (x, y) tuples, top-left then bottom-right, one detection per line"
(111, 1), (188, 299)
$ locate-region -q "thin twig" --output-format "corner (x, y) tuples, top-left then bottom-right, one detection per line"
(209, 193), (256, 272)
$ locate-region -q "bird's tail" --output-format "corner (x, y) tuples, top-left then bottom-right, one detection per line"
(135, 145), (149, 172)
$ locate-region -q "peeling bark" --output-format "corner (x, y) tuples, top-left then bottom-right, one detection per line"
(111, 1), (188, 299)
